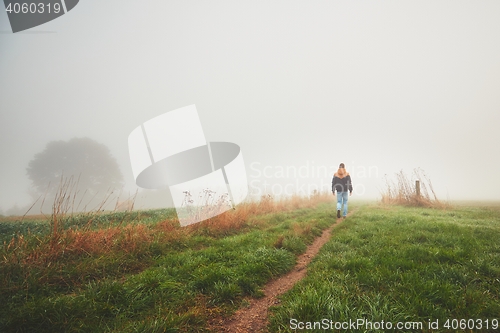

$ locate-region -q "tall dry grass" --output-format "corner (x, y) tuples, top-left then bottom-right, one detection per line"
(381, 168), (448, 208)
(189, 191), (330, 237)
(2, 190), (332, 268)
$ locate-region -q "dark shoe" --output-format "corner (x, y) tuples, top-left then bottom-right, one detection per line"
(337, 210), (341, 218)
(343, 216), (346, 219)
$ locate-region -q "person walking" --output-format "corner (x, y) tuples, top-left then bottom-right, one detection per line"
(332, 163), (353, 218)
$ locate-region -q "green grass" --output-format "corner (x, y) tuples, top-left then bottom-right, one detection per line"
(268, 204), (500, 333)
(5, 201), (498, 332)
(0, 208), (178, 244)
(0, 199), (336, 332)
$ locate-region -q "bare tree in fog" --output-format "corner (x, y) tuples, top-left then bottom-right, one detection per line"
(26, 137), (124, 212)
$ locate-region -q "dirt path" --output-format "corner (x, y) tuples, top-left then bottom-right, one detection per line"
(208, 213), (349, 333)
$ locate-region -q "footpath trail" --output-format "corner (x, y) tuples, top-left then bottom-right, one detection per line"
(209, 212), (352, 333)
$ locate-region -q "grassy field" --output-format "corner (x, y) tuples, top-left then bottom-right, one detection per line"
(2, 198), (499, 332)
(269, 204), (500, 332)
(0, 194), (335, 332)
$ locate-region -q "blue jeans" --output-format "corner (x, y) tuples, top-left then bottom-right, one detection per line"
(337, 192), (349, 216)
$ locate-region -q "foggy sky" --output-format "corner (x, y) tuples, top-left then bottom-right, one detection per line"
(1, 1), (500, 212)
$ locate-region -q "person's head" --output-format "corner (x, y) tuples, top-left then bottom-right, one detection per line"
(337, 163), (347, 178)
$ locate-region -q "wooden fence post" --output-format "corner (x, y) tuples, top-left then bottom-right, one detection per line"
(416, 180), (421, 197)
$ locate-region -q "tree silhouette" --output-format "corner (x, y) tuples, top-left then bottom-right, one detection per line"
(27, 137), (124, 208)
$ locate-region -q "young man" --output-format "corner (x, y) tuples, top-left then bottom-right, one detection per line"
(332, 163), (353, 218)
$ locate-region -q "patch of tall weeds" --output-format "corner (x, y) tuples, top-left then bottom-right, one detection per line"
(381, 168), (449, 208)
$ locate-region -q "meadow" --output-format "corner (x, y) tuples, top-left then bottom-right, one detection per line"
(1, 193), (499, 332)
(0, 193), (334, 332)
(269, 204), (500, 332)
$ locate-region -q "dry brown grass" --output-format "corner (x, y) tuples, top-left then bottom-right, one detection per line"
(291, 221), (313, 238)
(187, 192), (330, 237)
(2, 192), (332, 268)
(381, 168), (449, 208)
(4, 224), (155, 266)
